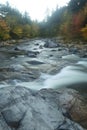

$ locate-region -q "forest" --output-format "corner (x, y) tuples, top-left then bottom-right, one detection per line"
(0, 1), (87, 129)
(0, 0), (87, 41)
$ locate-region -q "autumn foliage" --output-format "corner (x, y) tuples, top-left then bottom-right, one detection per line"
(0, 2), (39, 40)
(39, 0), (87, 40)
(0, 17), (10, 40)
(0, 0), (87, 41)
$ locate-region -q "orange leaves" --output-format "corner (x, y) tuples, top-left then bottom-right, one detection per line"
(0, 18), (9, 32)
(0, 17), (10, 40)
(60, 5), (87, 38)
(71, 12), (84, 36)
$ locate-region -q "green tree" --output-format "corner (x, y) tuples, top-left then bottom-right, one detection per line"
(68, 0), (87, 13)
(30, 22), (39, 37)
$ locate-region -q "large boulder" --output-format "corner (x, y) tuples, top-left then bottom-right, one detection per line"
(0, 86), (85, 130)
(39, 88), (87, 129)
(44, 40), (58, 48)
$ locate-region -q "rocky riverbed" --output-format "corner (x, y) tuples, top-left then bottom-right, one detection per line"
(0, 38), (87, 129)
(0, 38), (87, 89)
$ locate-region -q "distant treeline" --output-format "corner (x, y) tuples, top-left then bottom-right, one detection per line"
(0, 0), (87, 41)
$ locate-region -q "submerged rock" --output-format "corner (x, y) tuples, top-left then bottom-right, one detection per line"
(14, 47), (21, 51)
(62, 54), (80, 61)
(0, 86), (85, 130)
(27, 60), (45, 65)
(27, 50), (39, 58)
(10, 64), (25, 71)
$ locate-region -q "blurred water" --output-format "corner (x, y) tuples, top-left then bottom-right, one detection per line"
(0, 39), (87, 93)
(10, 60), (87, 91)
(43, 60), (87, 89)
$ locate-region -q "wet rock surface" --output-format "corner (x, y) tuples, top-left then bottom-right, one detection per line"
(0, 86), (86, 130)
(0, 38), (87, 129)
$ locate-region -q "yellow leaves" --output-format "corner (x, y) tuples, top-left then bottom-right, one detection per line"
(0, 18), (10, 32)
(0, 17), (10, 40)
(0, 4), (40, 40)
(12, 26), (23, 38)
(3, 34), (10, 40)
(13, 27), (22, 34)
(22, 24), (31, 38)
(81, 25), (87, 40)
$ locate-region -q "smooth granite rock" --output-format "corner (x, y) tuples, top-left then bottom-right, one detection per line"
(0, 86), (86, 130)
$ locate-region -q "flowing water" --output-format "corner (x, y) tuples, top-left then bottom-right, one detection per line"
(0, 39), (87, 96)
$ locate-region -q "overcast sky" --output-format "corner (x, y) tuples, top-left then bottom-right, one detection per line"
(0, 0), (70, 21)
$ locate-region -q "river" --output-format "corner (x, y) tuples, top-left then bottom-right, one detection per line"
(0, 38), (87, 96)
